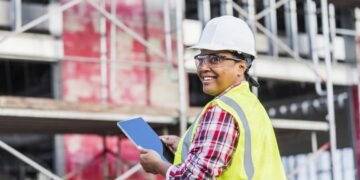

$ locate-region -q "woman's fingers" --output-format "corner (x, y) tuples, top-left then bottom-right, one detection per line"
(161, 135), (179, 144)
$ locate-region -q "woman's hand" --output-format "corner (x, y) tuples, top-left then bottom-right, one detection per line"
(139, 147), (171, 175)
(160, 135), (180, 153)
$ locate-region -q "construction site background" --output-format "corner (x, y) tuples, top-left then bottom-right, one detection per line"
(0, 0), (359, 179)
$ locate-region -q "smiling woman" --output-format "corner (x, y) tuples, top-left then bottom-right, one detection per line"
(139, 15), (286, 180)
(195, 50), (247, 96)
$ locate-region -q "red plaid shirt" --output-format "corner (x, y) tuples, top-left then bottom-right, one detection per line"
(167, 84), (241, 179)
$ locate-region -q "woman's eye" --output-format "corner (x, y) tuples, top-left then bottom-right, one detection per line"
(210, 57), (221, 64)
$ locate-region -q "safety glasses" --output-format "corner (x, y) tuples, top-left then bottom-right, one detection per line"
(194, 53), (243, 68)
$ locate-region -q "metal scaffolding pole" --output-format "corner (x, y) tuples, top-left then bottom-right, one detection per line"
(233, 0), (326, 86)
(110, 0), (117, 103)
(256, 0), (289, 21)
(163, 0), (176, 81)
(329, 4), (337, 64)
(284, 0), (298, 57)
(263, 0), (278, 57)
(0, 140), (62, 180)
(115, 164), (142, 180)
(175, 0), (188, 136)
(320, 0), (338, 179)
(0, 0), (83, 42)
(54, 135), (66, 177)
(220, 0), (233, 15)
(102, 136), (109, 180)
(11, 0), (22, 31)
(198, 0), (211, 27)
(246, 0), (258, 96)
(99, 0), (108, 102)
(305, 0), (326, 96)
(247, 0), (256, 30)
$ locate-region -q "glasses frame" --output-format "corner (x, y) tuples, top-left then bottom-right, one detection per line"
(194, 53), (244, 67)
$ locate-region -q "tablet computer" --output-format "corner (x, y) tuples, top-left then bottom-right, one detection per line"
(117, 117), (174, 163)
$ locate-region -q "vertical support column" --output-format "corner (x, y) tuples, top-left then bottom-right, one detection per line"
(102, 136), (109, 180)
(240, 0), (248, 19)
(198, 0), (211, 27)
(262, 0), (278, 57)
(100, 0), (108, 102)
(306, 0), (326, 96)
(320, 0), (338, 179)
(54, 135), (65, 177)
(53, 56), (63, 99)
(247, 0), (258, 96)
(11, 0), (22, 31)
(355, 10), (360, 177)
(110, 0), (117, 103)
(220, 0), (233, 16)
(163, 0), (174, 79)
(311, 132), (318, 153)
(116, 136), (122, 176)
(284, 0), (299, 58)
(328, 4), (337, 64)
(142, 0), (151, 106)
(247, 0), (256, 30)
(176, 0), (188, 135)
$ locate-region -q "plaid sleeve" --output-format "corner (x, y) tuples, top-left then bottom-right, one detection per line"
(168, 105), (239, 179)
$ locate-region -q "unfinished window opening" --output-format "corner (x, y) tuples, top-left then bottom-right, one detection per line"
(0, 59), (53, 98)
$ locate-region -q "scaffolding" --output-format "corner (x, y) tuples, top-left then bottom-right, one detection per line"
(0, 0), (359, 179)
(186, 0), (358, 179)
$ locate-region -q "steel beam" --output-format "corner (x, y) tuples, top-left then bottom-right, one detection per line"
(115, 164), (142, 180)
(175, 0), (188, 136)
(263, 0), (278, 56)
(163, 0), (176, 81)
(220, 0), (233, 15)
(0, 140), (62, 180)
(320, 0), (338, 179)
(198, 0), (211, 26)
(0, 0), (82, 43)
(256, 0), (290, 21)
(285, 0), (299, 57)
(110, 0), (117, 102)
(271, 119), (329, 131)
(0, 108), (177, 124)
(99, 0), (108, 103)
(11, 0), (22, 31)
(233, 2), (325, 81)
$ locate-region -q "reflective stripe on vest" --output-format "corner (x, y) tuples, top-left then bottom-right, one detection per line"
(181, 123), (194, 162)
(219, 96), (254, 179)
(181, 110), (202, 162)
(180, 95), (254, 179)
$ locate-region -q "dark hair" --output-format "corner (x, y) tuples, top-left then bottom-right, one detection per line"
(230, 51), (259, 87)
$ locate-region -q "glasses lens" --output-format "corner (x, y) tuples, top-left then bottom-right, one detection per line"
(208, 55), (222, 65)
(194, 54), (225, 67)
(194, 55), (203, 67)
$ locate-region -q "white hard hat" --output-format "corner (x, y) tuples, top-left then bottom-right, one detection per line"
(191, 15), (256, 57)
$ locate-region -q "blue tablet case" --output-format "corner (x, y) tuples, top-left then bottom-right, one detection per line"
(117, 117), (173, 163)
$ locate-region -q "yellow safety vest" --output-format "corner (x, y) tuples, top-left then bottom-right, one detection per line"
(174, 82), (286, 180)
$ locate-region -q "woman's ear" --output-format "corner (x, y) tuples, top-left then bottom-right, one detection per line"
(235, 61), (247, 78)
(237, 61), (247, 73)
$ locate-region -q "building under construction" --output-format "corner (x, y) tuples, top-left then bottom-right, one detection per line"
(0, 0), (359, 179)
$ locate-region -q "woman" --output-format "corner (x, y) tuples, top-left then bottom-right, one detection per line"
(139, 16), (286, 180)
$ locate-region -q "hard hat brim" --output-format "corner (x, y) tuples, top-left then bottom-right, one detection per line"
(189, 43), (256, 58)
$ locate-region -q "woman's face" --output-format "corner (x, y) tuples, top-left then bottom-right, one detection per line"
(196, 50), (247, 96)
